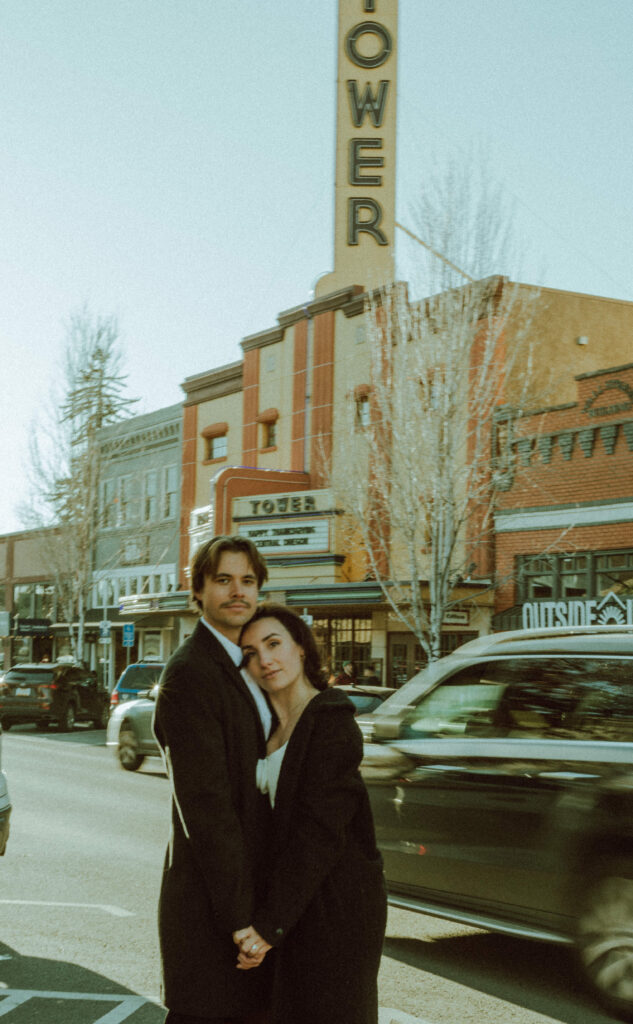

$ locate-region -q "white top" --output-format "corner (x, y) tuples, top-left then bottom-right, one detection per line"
(256, 743), (288, 808)
(200, 617), (272, 738)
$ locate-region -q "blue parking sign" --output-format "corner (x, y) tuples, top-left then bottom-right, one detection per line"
(122, 623), (135, 648)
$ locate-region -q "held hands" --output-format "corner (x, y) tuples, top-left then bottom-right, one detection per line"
(232, 926), (271, 971)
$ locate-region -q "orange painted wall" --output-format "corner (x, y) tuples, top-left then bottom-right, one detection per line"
(310, 311), (335, 486)
(291, 320), (308, 472)
(179, 404), (198, 586)
(242, 348), (260, 465)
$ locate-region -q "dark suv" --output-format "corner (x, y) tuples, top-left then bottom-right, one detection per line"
(0, 662), (109, 732)
(361, 626), (633, 1020)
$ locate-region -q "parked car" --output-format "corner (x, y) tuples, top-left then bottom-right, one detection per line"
(109, 662), (165, 710)
(334, 683), (396, 717)
(360, 626), (633, 1020)
(0, 661), (109, 731)
(107, 684), (161, 771)
(0, 722), (11, 855)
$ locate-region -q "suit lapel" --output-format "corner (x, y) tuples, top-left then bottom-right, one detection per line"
(192, 620), (268, 748)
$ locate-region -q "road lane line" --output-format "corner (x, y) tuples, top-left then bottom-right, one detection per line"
(380, 1010), (433, 1023)
(0, 899), (134, 917)
(0, 990), (148, 1021)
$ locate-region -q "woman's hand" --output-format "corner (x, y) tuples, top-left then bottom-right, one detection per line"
(232, 926), (271, 970)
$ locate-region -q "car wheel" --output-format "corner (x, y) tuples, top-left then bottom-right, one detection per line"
(36, 720), (49, 732)
(576, 866), (633, 1020)
(1, 721), (11, 731)
(57, 703), (76, 732)
(117, 724), (145, 772)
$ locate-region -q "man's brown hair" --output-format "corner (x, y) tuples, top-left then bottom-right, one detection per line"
(190, 535), (268, 609)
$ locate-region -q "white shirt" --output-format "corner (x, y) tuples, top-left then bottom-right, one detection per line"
(200, 617), (272, 738)
(256, 743), (288, 808)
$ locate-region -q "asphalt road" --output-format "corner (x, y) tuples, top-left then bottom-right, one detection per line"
(0, 725), (623, 1024)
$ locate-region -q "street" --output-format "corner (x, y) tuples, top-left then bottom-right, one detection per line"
(0, 726), (622, 1024)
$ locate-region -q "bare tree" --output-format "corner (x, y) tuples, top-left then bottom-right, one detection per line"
(332, 160), (545, 662)
(20, 308), (137, 663)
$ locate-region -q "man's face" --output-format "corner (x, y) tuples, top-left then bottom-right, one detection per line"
(194, 550), (260, 642)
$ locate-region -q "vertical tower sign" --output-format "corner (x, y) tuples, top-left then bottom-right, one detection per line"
(316, 0), (398, 297)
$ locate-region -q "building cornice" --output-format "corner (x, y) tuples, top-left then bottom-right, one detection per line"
(181, 360), (243, 406)
(240, 286), (367, 353)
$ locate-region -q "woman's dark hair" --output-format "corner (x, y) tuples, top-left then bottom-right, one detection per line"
(190, 535), (269, 609)
(240, 603), (326, 691)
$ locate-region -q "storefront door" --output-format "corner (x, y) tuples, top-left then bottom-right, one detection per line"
(388, 634), (426, 688)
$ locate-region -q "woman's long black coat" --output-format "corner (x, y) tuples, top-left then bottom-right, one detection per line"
(253, 687), (387, 1024)
(153, 621), (273, 1018)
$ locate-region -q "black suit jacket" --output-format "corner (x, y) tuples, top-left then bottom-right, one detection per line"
(153, 620), (273, 1017)
(252, 688), (386, 1024)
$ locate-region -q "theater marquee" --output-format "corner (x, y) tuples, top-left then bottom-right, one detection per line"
(233, 490), (335, 556)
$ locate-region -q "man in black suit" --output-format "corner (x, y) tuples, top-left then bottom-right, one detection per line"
(153, 535), (272, 1024)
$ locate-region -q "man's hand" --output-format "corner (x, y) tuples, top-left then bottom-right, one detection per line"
(232, 926), (271, 970)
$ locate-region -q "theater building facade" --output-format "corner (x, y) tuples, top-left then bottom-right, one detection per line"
(119, 0), (633, 683)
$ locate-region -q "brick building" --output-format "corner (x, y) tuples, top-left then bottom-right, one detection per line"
(494, 362), (633, 629)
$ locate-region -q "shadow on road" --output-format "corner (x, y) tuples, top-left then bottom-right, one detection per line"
(0, 939), (164, 1021)
(6, 724), (107, 746)
(383, 930), (618, 1024)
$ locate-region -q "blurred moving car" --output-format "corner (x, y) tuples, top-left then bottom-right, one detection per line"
(0, 722), (11, 855)
(109, 661), (165, 710)
(0, 662), (109, 731)
(360, 627), (633, 1021)
(107, 684), (161, 771)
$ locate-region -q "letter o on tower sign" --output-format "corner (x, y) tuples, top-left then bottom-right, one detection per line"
(345, 21), (392, 68)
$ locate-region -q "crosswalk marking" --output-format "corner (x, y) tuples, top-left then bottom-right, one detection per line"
(380, 1009), (430, 1023)
(0, 899), (134, 917)
(0, 989), (149, 1022)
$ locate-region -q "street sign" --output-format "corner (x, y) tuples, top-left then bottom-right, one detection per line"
(0, 611), (10, 638)
(99, 621), (111, 643)
(122, 623), (135, 648)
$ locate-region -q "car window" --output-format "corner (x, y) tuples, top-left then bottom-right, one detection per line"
(117, 665), (164, 689)
(5, 668), (54, 685)
(399, 658), (633, 742)
(347, 694), (384, 714)
(400, 665), (506, 738)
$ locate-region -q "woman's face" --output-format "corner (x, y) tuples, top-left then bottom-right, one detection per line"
(241, 617), (304, 695)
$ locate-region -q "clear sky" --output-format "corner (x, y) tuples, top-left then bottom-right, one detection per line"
(1, 0), (632, 534)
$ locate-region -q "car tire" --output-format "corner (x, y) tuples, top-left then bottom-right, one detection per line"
(36, 720), (49, 732)
(576, 864), (633, 1021)
(117, 724), (145, 772)
(57, 702), (76, 732)
(1, 721), (10, 731)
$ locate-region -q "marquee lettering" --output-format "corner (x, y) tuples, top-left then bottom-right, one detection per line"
(349, 137), (384, 185)
(346, 80), (390, 128)
(348, 198), (388, 245)
(344, 2), (393, 250)
(345, 21), (392, 68)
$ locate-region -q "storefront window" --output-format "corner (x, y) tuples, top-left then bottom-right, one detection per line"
(521, 557), (555, 600)
(34, 583), (56, 619)
(142, 631), (162, 660)
(13, 584), (34, 618)
(560, 555), (588, 599)
(312, 616), (372, 679)
(597, 551), (633, 597)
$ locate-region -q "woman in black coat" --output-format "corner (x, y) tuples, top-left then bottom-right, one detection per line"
(235, 604), (387, 1024)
